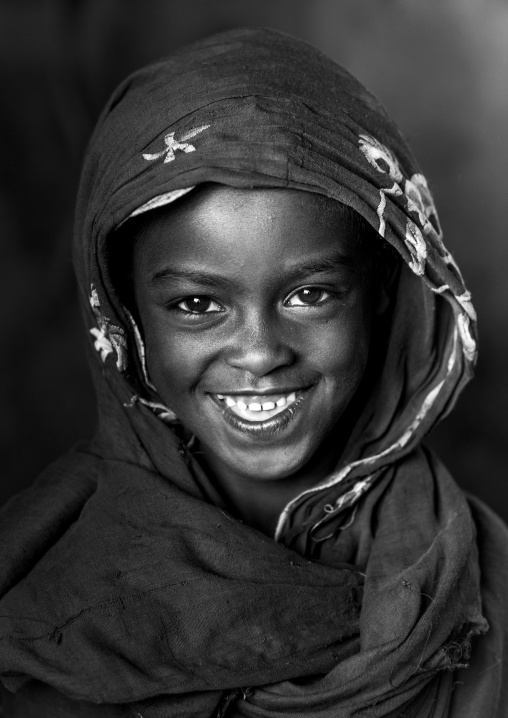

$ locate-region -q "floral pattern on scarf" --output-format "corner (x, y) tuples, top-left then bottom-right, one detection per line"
(89, 286), (127, 371)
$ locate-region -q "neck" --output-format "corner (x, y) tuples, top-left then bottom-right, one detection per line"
(196, 431), (343, 537)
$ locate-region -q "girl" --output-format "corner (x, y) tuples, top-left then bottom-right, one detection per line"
(1, 27), (507, 718)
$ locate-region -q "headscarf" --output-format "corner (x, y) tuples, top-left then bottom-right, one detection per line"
(1, 27), (508, 718)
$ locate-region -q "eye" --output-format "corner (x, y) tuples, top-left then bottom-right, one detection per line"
(285, 287), (331, 307)
(176, 296), (223, 314)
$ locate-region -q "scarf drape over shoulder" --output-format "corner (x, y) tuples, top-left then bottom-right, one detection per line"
(1, 27), (508, 718)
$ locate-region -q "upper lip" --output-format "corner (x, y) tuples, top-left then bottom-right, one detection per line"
(208, 386), (312, 396)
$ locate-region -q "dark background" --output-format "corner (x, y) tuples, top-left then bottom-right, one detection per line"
(1, 0), (507, 519)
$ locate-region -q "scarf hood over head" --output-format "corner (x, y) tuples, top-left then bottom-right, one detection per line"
(80, 26), (477, 526)
(2, 27), (507, 718)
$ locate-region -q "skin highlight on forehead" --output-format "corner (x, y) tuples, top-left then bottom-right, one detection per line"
(136, 185), (373, 276)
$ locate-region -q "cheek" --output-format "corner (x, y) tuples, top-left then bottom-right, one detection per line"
(312, 305), (372, 389)
(144, 323), (211, 406)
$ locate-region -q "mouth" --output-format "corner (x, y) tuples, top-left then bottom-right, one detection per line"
(208, 388), (313, 436)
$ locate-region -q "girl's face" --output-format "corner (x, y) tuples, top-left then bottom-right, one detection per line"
(133, 186), (375, 484)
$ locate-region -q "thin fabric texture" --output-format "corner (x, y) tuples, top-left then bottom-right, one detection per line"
(1, 27), (508, 718)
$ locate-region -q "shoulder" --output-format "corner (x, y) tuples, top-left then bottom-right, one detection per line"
(467, 493), (508, 613)
(0, 445), (98, 597)
(449, 494), (508, 718)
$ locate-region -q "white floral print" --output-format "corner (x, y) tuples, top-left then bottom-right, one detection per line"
(404, 173), (442, 238)
(143, 125), (210, 164)
(359, 134), (436, 276)
(357, 133), (476, 365)
(90, 326), (114, 362)
(359, 134), (403, 182)
(89, 286), (127, 371)
(457, 313), (477, 362)
(404, 220), (428, 276)
(374, 183), (403, 238)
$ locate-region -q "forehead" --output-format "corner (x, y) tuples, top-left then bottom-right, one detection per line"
(132, 185), (368, 273)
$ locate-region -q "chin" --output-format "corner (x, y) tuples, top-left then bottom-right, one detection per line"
(221, 442), (319, 483)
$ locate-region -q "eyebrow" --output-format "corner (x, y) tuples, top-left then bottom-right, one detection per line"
(289, 252), (355, 280)
(150, 250), (355, 288)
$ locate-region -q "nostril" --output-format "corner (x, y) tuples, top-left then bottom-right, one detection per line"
(225, 340), (295, 376)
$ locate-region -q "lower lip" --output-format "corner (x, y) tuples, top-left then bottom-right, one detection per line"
(208, 389), (313, 438)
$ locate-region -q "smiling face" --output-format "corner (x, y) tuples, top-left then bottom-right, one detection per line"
(132, 185), (378, 491)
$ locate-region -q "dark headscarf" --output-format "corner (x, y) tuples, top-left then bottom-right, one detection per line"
(1, 27), (507, 718)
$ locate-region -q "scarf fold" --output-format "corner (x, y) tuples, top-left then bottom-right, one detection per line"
(0, 446), (498, 717)
(1, 27), (507, 718)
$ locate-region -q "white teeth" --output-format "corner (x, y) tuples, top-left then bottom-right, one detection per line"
(216, 391), (301, 420)
(262, 401), (276, 410)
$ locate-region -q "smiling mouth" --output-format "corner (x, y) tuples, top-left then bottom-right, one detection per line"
(209, 388), (312, 436)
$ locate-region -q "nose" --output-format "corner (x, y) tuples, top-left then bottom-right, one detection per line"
(224, 312), (295, 377)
